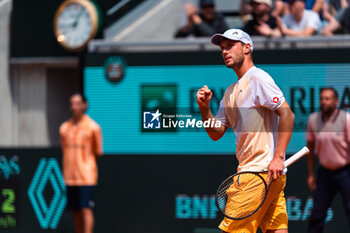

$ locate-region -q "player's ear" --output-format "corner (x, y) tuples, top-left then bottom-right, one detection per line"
(243, 43), (251, 54)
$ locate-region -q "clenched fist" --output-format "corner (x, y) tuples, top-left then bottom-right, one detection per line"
(196, 85), (212, 108)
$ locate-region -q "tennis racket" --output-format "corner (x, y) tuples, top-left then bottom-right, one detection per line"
(215, 146), (309, 220)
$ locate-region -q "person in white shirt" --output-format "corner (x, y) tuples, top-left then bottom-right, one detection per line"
(277, 0), (322, 36)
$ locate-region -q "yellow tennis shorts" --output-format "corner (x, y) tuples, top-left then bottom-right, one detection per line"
(219, 173), (287, 233)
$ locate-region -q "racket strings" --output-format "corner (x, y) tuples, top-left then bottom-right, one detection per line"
(217, 173), (267, 219)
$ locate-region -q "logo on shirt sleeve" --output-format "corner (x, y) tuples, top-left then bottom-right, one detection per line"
(273, 97), (279, 103)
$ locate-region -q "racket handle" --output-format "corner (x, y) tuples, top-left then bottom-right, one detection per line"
(284, 146), (310, 168)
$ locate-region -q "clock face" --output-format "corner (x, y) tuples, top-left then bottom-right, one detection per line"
(54, 0), (99, 51)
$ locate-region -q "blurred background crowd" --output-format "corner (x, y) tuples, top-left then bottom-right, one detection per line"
(175, 0), (349, 38)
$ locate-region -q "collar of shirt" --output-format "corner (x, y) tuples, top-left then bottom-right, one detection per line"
(237, 66), (256, 84)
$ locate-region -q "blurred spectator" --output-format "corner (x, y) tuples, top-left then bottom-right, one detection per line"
(306, 88), (350, 233)
(277, 0), (322, 36)
(243, 0), (282, 37)
(305, 0), (324, 13)
(273, 0), (324, 17)
(240, 0), (254, 22)
(243, 0), (288, 19)
(322, 7), (350, 34)
(273, 0), (289, 16)
(323, 0), (349, 21)
(175, 0), (228, 38)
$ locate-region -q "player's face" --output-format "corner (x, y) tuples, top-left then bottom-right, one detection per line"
(220, 39), (245, 69)
(320, 90), (338, 114)
(70, 95), (87, 118)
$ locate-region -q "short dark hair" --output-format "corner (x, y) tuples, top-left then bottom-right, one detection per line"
(71, 92), (87, 103)
(320, 87), (338, 100)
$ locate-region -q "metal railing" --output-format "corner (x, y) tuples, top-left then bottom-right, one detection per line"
(89, 35), (350, 53)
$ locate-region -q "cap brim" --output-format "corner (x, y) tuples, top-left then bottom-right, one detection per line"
(210, 34), (224, 46)
(210, 34), (244, 46)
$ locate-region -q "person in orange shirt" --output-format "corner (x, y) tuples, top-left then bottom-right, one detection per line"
(60, 93), (102, 233)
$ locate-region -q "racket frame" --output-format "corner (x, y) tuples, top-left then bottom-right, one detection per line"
(215, 171), (270, 220)
(215, 146), (309, 220)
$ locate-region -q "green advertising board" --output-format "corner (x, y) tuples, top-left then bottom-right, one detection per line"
(85, 50), (350, 154)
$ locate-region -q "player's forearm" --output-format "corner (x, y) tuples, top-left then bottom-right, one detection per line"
(199, 107), (226, 141)
(274, 109), (295, 159)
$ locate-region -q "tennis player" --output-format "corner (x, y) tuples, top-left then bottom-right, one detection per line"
(60, 93), (103, 233)
(196, 29), (294, 232)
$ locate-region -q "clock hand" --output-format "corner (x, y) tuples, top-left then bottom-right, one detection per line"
(72, 7), (84, 28)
